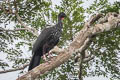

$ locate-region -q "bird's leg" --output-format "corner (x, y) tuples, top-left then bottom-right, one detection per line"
(48, 51), (52, 58)
(42, 45), (48, 61)
(43, 54), (47, 61)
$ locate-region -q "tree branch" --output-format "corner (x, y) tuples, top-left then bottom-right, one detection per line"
(75, 50), (94, 63)
(83, 55), (94, 63)
(88, 13), (103, 25)
(0, 64), (29, 74)
(16, 13), (120, 80)
(14, 0), (39, 36)
(15, 13), (39, 36)
(0, 28), (27, 32)
(0, 0), (39, 36)
(84, 13), (103, 28)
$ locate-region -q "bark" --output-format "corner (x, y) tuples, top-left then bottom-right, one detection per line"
(16, 13), (120, 80)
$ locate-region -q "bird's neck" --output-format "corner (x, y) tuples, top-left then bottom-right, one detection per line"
(56, 18), (63, 30)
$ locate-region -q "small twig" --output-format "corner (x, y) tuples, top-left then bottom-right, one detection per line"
(0, 64), (29, 74)
(0, 28), (27, 32)
(75, 50), (94, 80)
(15, 13), (39, 36)
(1, 0), (39, 36)
(84, 51), (91, 58)
(76, 52), (84, 80)
(83, 55), (94, 63)
(75, 51), (94, 63)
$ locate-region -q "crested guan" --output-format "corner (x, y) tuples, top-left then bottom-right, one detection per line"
(28, 12), (66, 71)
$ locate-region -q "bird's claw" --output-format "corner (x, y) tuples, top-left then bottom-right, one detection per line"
(48, 52), (52, 58)
(42, 55), (48, 61)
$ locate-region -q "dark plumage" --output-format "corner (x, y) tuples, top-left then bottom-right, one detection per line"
(28, 12), (66, 71)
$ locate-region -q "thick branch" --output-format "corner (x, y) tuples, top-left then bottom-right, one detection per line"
(88, 13), (103, 25)
(84, 13), (103, 28)
(16, 13), (120, 80)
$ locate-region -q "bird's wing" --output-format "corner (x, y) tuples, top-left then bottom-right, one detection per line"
(32, 27), (54, 52)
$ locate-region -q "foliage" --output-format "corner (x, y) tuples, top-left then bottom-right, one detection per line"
(0, 0), (120, 80)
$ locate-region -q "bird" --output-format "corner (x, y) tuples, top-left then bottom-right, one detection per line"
(28, 12), (66, 71)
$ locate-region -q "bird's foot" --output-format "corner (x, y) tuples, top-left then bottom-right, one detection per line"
(42, 55), (48, 61)
(48, 52), (52, 58)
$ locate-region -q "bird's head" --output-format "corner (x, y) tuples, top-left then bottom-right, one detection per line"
(58, 12), (66, 20)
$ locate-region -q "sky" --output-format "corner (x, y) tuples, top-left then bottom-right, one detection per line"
(0, 0), (119, 80)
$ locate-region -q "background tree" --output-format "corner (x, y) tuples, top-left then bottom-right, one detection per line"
(0, 0), (120, 80)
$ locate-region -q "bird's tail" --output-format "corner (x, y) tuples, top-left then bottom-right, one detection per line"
(28, 51), (41, 71)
